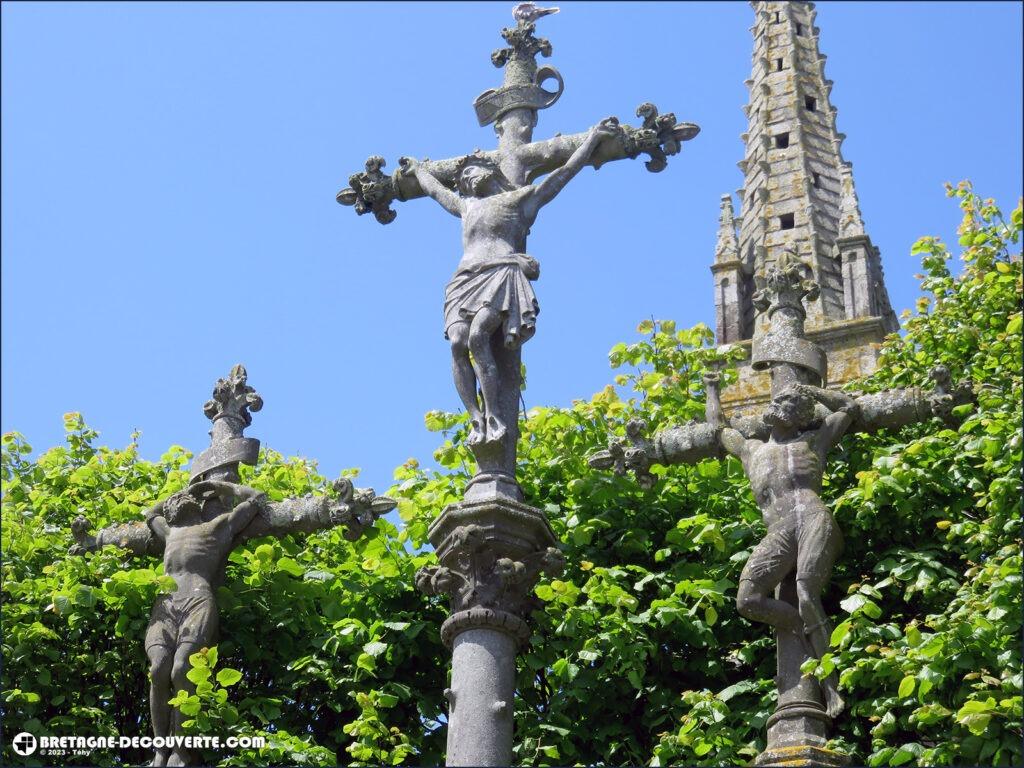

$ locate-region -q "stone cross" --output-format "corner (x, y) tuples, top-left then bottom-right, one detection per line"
(71, 365), (395, 767)
(337, 6), (697, 765)
(590, 253), (971, 766)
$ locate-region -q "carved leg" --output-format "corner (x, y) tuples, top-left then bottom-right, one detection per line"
(796, 579), (844, 718)
(147, 646), (173, 767)
(736, 529), (800, 632)
(468, 308), (506, 445)
(737, 578), (803, 632)
(449, 322), (485, 445)
(167, 641), (204, 767)
(796, 511), (844, 718)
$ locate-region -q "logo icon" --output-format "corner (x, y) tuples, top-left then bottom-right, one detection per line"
(12, 732), (37, 756)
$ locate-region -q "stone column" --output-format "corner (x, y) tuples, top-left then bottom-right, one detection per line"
(417, 498), (564, 766)
(755, 576), (848, 767)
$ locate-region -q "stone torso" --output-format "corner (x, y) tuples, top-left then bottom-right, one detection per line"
(459, 189), (534, 269)
(162, 514), (235, 595)
(742, 435), (827, 527)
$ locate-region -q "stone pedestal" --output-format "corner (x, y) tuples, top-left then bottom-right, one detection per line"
(418, 496), (563, 767)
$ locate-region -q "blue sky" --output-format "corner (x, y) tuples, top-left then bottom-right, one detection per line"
(3, 2), (1022, 495)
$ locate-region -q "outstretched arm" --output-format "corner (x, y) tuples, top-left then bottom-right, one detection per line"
(524, 117), (619, 216)
(399, 157), (463, 218)
(232, 479), (397, 546)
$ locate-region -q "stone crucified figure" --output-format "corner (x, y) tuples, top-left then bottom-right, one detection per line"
(70, 365), (395, 767)
(709, 373), (854, 717)
(399, 116), (619, 449)
(590, 367), (971, 721)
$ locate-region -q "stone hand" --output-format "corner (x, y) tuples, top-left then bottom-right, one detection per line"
(587, 419), (657, 489)
(69, 515), (96, 555)
(592, 116), (620, 139)
(398, 156), (419, 176)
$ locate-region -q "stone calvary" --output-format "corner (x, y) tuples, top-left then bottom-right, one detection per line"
(590, 251), (971, 765)
(70, 366), (395, 767)
(53, 2), (986, 766)
(337, 4), (698, 765)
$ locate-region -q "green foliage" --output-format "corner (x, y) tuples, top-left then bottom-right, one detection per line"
(2, 183), (1020, 765)
(2, 424), (447, 766)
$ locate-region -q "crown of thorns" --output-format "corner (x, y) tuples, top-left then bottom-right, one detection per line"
(454, 151), (502, 178)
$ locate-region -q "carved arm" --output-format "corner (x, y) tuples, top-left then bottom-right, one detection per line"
(398, 157), (463, 218)
(525, 118), (618, 212)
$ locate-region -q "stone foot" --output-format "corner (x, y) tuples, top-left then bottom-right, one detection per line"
(467, 419), (485, 447)
(484, 415), (507, 445)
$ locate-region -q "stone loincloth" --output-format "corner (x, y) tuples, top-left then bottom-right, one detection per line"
(444, 254), (540, 348)
(144, 587), (218, 652)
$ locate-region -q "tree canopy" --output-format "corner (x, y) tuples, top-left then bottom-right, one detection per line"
(2, 183), (1021, 766)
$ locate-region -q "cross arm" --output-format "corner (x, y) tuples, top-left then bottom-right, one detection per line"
(847, 366), (974, 434)
(337, 103), (699, 224)
(69, 503), (167, 557)
(588, 417), (724, 489)
(231, 478), (397, 547)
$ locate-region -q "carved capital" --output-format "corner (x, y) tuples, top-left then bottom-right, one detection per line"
(336, 156), (398, 225)
(417, 500), (562, 647)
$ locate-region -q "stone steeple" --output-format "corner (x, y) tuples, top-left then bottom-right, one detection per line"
(715, 0), (899, 414)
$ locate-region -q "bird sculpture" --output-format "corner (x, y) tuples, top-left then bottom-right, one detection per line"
(512, 2), (559, 25)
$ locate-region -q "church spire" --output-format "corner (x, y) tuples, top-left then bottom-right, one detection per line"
(712, 1), (899, 414)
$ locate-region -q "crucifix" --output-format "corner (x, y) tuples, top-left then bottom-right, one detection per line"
(338, 4), (698, 765)
(590, 248), (972, 766)
(71, 365), (395, 767)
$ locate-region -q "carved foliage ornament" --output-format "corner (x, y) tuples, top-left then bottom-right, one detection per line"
(491, 22), (552, 68)
(752, 249), (821, 317)
(614, 103), (698, 173)
(203, 364), (263, 427)
(415, 524), (565, 621)
(336, 156), (398, 225)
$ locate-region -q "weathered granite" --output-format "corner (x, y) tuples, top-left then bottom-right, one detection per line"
(592, 255), (971, 763)
(70, 366), (394, 767)
(341, 7), (698, 763)
(712, 1), (898, 414)
(416, 497), (563, 766)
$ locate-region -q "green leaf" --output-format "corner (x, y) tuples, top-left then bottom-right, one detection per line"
(898, 676), (916, 698)
(363, 641), (387, 657)
(215, 668), (243, 687)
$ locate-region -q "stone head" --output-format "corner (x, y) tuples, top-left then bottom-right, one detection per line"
(455, 155), (507, 198)
(164, 490), (203, 526)
(764, 386), (816, 432)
